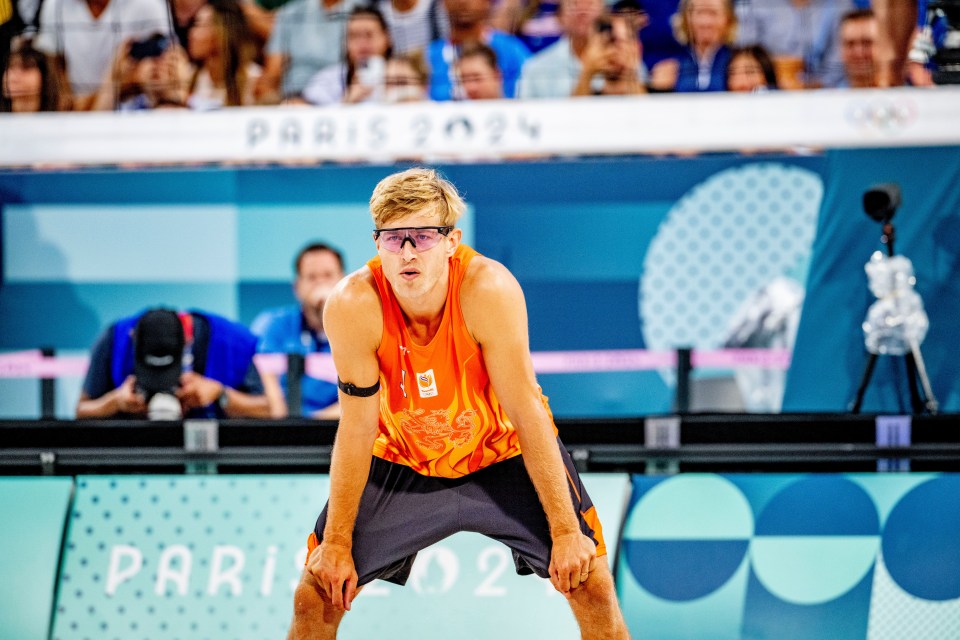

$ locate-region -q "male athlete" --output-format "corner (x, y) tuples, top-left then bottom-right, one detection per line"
(289, 168), (630, 639)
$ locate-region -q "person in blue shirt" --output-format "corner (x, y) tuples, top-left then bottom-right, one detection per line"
(649, 0), (735, 93)
(251, 242), (346, 418)
(427, 0), (530, 99)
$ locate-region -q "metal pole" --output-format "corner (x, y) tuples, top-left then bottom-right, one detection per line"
(40, 347), (56, 419)
(675, 347), (692, 414)
(287, 353), (305, 418)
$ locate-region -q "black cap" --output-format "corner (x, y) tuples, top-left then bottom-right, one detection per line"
(133, 309), (184, 397)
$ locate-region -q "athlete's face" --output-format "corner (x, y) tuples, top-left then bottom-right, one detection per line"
(375, 206), (461, 304)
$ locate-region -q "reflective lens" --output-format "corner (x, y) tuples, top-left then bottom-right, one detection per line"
(373, 226), (452, 253)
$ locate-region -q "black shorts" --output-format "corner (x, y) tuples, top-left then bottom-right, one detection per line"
(308, 438), (606, 586)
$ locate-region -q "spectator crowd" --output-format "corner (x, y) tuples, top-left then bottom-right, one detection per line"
(0, 0), (951, 113)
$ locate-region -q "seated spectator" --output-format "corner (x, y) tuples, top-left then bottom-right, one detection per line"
(302, 5), (393, 105)
(383, 51), (430, 101)
(735, 0), (853, 89)
(649, 0), (735, 93)
(91, 35), (191, 111)
(1, 38), (65, 112)
(457, 42), (504, 99)
(726, 44), (778, 92)
(77, 308), (276, 419)
(250, 242), (346, 418)
(572, 13), (646, 96)
(257, 0), (363, 103)
(377, 0), (449, 55)
(518, 0), (617, 99)
(838, 8), (878, 88)
(35, 0), (174, 110)
(187, 0), (262, 109)
(427, 0), (529, 100)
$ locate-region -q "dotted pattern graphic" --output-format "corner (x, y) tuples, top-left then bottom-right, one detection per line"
(640, 163), (822, 352)
(52, 476), (327, 640)
(48, 474), (631, 640)
(867, 553), (960, 640)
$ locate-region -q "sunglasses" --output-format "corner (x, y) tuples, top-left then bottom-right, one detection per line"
(373, 226), (453, 253)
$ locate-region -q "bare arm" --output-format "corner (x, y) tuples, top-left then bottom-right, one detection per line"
(176, 371), (273, 418)
(648, 58), (679, 92)
(75, 375), (147, 418)
(259, 371), (289, 418)
(311, 401), (341, 419)
(241, 0), (276, 46)
(462, 258), (595, 596)
(306, 269), (382, 611)
(255, 53), (285, 103)
(872, 0), (917, 87)
(572, 34), (608, 97)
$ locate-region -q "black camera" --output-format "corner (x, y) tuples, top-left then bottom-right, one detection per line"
(129, 34), (171, 61)
(863, 184), (901, 223)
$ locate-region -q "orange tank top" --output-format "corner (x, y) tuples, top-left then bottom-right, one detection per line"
(367, 244), (547, 478)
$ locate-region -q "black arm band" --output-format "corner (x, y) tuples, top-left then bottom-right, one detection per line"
(337, 377), (380, 397)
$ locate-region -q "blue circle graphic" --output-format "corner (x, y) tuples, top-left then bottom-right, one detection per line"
(755, 476), (879, 536)
(622, 539), (749, 601)
(883, 476), (960, 601)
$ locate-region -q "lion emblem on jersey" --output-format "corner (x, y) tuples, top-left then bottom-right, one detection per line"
(400, 409), (480, 450)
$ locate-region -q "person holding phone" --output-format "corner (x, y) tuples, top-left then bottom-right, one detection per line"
(34, 0), (173, 110)
(91, 33), (192, 110)
(518, 0), (647, 98)
(573, 12), (645, 95)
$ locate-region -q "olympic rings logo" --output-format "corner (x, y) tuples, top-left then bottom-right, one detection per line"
(845, 97), (918, 134)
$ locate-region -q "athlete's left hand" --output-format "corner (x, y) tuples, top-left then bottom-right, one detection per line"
(549, 531), (597, 598)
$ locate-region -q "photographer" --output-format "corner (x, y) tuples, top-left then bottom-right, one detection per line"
(76, 308), (277, 420)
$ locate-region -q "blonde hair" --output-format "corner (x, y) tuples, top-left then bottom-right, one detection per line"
(672, 0), (737, 47)
(369, 168), (466, 228)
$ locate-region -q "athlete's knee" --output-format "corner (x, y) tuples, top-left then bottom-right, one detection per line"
(570, 565), (627, 629)
(573, 570), (617, 610)
(289, 572), (347, 640)
(292, 571), (334, 619)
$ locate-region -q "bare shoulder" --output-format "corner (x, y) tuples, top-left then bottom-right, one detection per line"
(324, 266), (382, 347)
(461, 255), (526, 343)
(462, 255), (522, 301)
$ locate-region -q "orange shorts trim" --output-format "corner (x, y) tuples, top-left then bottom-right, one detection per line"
(304, 531), (320, 566)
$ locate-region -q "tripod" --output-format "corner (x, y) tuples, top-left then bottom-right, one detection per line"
(849, 219), (938, 415)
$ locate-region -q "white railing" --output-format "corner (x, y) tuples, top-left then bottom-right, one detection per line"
(2, 88), (959, 167)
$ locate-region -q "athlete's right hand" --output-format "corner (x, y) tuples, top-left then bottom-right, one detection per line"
(308, 541), (359, 611)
